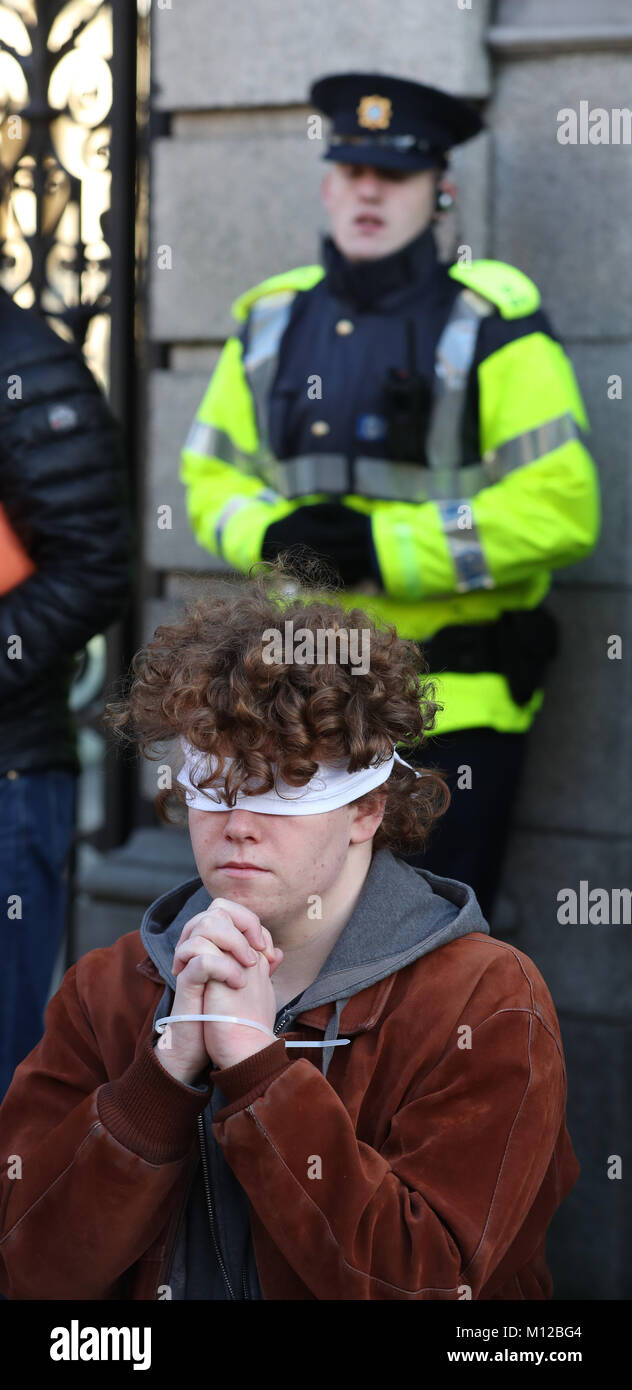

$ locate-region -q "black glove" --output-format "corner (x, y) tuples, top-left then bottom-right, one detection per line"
(261, 504), (379, 586)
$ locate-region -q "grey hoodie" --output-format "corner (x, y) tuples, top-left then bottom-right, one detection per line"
(139, 846), (489, 1300)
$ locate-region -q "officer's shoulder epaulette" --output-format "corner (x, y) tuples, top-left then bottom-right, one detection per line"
(231, 266), (325, 323)
(448, 258), (541, 320)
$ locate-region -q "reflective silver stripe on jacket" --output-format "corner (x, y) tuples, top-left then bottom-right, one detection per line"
(184, 419), (215, 456)
(484, 412), (584, 479)
(184, 420), (258, 474)
(425, 288), (495, 473)
(353, 456), (491, 503)
(214, 488), (282, 553)
(189, 416), (585, 504)
(186, 424), (495, 501)
(253, 410), (585, 502)
(255, 453), (345, 497)
(184, 420), (232, 462)
(436, 499), (495, 592)
(241, 292), (296, 459)
(257, 454), (494, 502)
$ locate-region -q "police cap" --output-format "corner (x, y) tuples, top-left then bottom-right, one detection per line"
(310, 71), (484, 172)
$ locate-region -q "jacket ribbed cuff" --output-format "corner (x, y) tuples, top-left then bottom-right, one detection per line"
(96, 1035), (213, 1164)
(211, 1038), (294, 1118)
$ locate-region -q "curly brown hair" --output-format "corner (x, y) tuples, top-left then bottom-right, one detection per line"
(103, 556), (450, 853)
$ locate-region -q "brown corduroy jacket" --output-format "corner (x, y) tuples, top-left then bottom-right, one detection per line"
(0, 850), (580, 1300)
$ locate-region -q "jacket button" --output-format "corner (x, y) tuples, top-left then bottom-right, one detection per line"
(335, 319), (354, 335)
(311, 420), (330, 436)
(6, 769), (19, 779)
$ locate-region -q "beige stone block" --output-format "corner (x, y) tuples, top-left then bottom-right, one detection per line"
(152, 0), (491, 112)
(553, 343), (632, 588)
(145, 369), (229, 571)
(490, 55), (632, 339)
(150, 129), (324, 340)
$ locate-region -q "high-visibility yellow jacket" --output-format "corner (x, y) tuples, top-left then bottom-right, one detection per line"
(180, 259), (600, 735)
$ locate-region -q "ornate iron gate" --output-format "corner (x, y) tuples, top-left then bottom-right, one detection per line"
(0, 0), (147, 859)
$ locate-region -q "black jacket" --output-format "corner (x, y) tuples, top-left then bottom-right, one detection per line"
(0, 288), (133, 775)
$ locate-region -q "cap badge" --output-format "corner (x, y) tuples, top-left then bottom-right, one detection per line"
(356, 94), (392, 130)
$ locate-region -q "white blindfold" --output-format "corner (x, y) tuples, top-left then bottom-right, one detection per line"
(176, 737), (422, 815)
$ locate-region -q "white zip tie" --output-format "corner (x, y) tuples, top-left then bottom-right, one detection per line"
(155, 1014), (350, 1048)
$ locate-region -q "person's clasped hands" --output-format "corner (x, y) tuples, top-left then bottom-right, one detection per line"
(154, 900), (284, 1084)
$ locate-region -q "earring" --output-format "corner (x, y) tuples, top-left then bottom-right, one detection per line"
(436, 188), (454, 212)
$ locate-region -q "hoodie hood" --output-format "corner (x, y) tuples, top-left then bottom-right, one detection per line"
(140, 845), (489, 1080)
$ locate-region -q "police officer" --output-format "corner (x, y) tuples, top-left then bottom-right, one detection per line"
(180, 72), (600, 920)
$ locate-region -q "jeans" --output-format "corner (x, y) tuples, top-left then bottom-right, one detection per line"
(0, 768), (77, 1103)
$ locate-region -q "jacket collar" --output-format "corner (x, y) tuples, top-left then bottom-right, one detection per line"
(286, 974), (397, 1038)
(322, 222), (441, 311)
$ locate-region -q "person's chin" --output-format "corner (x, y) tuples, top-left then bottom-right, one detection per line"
(205, 868), (273, 896)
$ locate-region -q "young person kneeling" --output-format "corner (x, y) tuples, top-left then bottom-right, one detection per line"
(0, 563), (579, 1300)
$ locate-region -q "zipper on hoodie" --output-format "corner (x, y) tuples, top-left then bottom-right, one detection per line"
(274, 1008), (294, 1036)
(197, 1009), (296, 1300)
(196, 1113), (244, 1300)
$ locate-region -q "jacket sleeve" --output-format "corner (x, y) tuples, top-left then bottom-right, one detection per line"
(210, 1003), (575, 1299)
(179, 335), (307, 573)
(371, 328), (601, 601)
(0, 343), (134, 699)
(0, 960), (211, 1300)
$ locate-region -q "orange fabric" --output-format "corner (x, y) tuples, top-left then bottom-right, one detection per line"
(0, 503), (35, 594)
